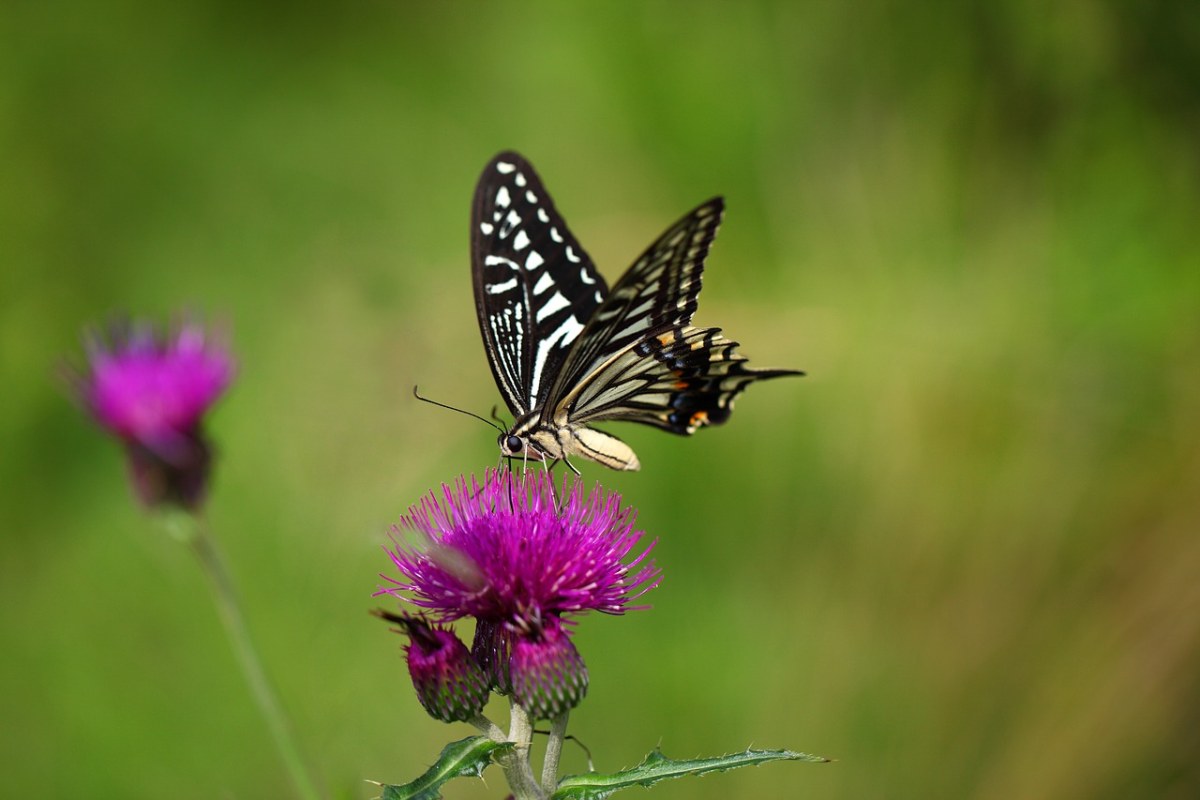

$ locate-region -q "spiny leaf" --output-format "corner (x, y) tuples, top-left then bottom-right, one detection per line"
(376, 735), (512, 800)
(551, 746), (828, 799)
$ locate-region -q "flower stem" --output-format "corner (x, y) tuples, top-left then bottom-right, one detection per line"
(540, 711), (569, 792)
(496, 700), (545, 800)
(469, 713), (507, 743)
(167, 512), (324, 800)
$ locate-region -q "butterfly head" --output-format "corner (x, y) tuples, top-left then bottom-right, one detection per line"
(498, 431), (548, 462)
(497, 418), (567, 463)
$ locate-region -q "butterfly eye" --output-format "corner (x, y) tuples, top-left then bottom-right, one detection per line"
(504, 435), (523, 454)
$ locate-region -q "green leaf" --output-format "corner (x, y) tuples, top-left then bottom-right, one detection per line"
(551, 747), (828, 799)
(376, 736), (513, 800)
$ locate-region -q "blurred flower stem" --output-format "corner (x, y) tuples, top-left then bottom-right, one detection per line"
(165, 511), (323, 800)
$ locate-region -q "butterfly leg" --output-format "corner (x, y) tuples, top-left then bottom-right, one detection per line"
(551, 458), (583, 514)
(541, 458), (562, 510)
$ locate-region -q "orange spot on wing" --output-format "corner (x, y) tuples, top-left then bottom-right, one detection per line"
(689, 411), (709, 427)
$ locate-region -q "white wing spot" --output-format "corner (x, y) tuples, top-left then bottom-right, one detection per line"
(525, 250), (545, 271)
(526, 191), (537, 203)
(513, 230), (530, 251)
(594, 290), (603, 303)
(536, 291), (571, 323)
(565, 246), (581, 263)
(550, 227), (563, 243)
(537, 209), (550, 223)
(487, 277), (518, 294)
(496, 186), (511, 207)
(496, 161), (516, 174)
(515, 172), (527, 187)
(499, 209), (520, 237)
(532, 272), (554, 295)
(530, 315), (585, 400)
(580, 268), (596, 285)
(484, 255), (520, 271)
(479, 222), (494, 235)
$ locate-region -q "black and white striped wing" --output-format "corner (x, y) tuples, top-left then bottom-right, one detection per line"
(471, 152), (608, 417)
(543, 198), (724, 418)
(549, 198), (802, 435)
(566, 325), (802, 435)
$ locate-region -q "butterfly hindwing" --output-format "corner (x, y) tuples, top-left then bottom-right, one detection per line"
(471, 151), (608, 416)
(567, 325), (801, 434)
(544, 198), (724, 419)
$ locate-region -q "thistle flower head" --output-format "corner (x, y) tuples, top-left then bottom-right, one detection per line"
(377, 468), (661, 632)
(70, 317), (234, 509)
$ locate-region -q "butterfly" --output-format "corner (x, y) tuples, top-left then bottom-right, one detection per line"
(471, 151), (802, 472)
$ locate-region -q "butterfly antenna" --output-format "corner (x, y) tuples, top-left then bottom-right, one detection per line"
(412, 386), (505, 434)
(490, 405), (510, 430)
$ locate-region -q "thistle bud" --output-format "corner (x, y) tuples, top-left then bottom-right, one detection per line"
(376, 610), (489, 723)
(510, 622), (588, 720)
(471, 618), (515, 694)
(125, 437), (214, 510)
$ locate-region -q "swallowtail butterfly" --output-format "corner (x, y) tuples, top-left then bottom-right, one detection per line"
(472, 151), (802, 471)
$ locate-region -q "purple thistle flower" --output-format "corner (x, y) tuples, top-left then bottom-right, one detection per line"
(69, 317), (234, 509)
(377, 468), (661, 631)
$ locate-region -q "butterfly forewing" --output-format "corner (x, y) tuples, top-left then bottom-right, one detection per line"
(543, 198), (724, 421)
(471, 152), (609, 416)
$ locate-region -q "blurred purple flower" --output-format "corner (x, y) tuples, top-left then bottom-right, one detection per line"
(377, 468), (661, 632)
(70, 317), (234, 509)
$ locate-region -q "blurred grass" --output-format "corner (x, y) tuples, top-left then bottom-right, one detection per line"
(2, 1), (1199, 798)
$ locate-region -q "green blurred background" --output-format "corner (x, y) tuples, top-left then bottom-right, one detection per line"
(3, 2), (1198, 797)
